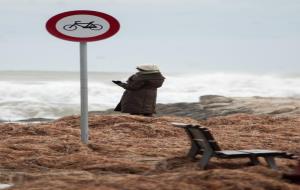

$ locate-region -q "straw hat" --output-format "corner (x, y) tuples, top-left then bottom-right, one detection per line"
(136, 64), (160, 72)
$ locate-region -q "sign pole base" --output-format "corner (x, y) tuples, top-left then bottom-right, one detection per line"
(80, 42), (89, 144)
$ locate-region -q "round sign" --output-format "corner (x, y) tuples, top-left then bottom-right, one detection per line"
(46, 10), (120, 42)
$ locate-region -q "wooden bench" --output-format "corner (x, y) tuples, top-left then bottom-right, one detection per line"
(172, 122), (296, 170)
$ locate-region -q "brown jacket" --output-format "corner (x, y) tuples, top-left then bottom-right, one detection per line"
(114, 72), (165, 114)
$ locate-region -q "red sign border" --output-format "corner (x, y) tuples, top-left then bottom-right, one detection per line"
(46, 10), (120, 42)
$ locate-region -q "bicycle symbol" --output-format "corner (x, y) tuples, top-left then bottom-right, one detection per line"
(63, 21), (103, 31)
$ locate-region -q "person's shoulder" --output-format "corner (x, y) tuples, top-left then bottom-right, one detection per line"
(140, 72), (165, 80)
(128, 73), (143, 81)
(152, 72), (165, 79)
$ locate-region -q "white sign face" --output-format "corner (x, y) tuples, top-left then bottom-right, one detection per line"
(46, 10), (120, 42)
(56, 15), (110, 38)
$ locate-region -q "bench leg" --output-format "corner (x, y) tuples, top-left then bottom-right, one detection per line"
(249, 156), (260, 165)
(199, 151), (213, 170)
(187, 142), (199, 159)
(264, 156), (277, 170)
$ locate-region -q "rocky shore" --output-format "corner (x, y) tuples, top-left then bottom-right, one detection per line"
(156, 95), (300, 119)
(95, 95), (300, 120)
(6, 95), (300, 123)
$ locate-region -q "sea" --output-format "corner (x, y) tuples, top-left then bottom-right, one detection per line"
(0, 71), (300, 121)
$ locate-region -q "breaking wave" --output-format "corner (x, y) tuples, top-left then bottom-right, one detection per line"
(0, 72), (299, 120)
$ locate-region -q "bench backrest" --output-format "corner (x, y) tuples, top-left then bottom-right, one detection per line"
(172, 123), (222, 153)
(200, 128), (221, 151)
(184, 125), (204, 152)
(187, 125), (221, 152)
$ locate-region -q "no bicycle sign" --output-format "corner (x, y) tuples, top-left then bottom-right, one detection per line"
(46, 10), (120, 42)
(46, 10), (120, 144)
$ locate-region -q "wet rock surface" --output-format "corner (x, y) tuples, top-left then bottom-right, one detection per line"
(7, 95), (300, 123)
(155, 95), (300, 120)
(93, 95), (300, 121)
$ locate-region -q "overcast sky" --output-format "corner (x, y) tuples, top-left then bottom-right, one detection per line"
(1, 0), (300, 74)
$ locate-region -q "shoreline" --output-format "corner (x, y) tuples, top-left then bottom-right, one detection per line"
(2, 95), (300, 123)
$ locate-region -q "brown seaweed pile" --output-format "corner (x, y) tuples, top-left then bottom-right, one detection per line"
(0, 114), (299, 190)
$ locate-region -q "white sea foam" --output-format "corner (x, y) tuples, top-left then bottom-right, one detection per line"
(159, 73), (300, 102)
(0, 72), (299, 120)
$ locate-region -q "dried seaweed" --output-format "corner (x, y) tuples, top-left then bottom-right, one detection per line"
(0, 114), (299, 189)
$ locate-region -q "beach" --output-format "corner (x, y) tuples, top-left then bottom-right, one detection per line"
(0, 95), (299, 189)
(0, 71), (300, 189)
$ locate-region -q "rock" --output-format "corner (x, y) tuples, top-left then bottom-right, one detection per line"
(269, 107), (297, 115)
(202, 103), (232, 109)
(16, 118), (54, 122)
(200, 95), (233, 105)
(219, 107), (253, 115)
(93, 95), (300, 120)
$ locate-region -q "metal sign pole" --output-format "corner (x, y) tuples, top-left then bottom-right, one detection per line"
(46, 10), (120, 144)
(80, 42), (89, 144)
